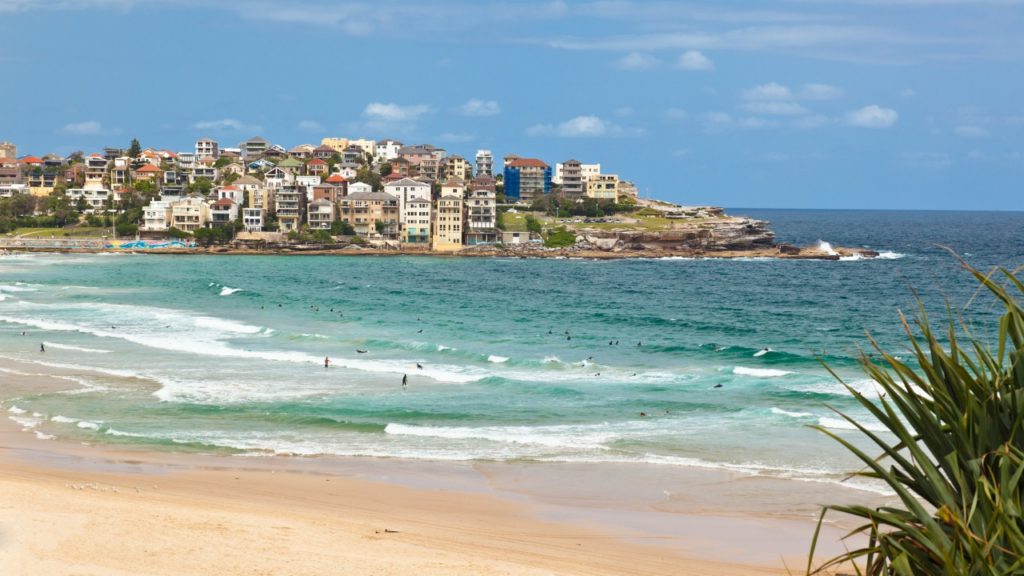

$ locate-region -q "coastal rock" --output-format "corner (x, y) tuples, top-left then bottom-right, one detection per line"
(777, 244), (801, 255)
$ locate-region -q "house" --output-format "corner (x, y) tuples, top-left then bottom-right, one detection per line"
(431, 189), (463, 252)
(209, 197), (239, 227)
(234, 175), (263, 193)
(417, 157), (440, 180)
(220, 162), (245, 178)
(247, 158), (275, 172)
(558, 159), (584, 198)
(242, 207), (264, 232)
(503, 157), (551, 203)
(389, 156), (412, 178)
(341, 145), (364, 164)
(274, 185), (305, 232)
(0, 156), (19, 185)
(162, 170), (189, 187)
(277, 156), (304, 172)
(0, 183), (29, 198)
(347, 181), (373, 195)
(0, 141), (16, 159)
(375, 139), (402, 162)
(338, 191), (399, 238)
(465, 181), (498, 245)
(306, 199), (335, 230)
(312, 145), (335, 160)
(501, 230), (538, 245)
(296, 174), (321, 200)
(110, 164), (130, 190)
(288, 144), (315, 160)
(241, 137), (269, 161)
(176, 152), (197, 170)
(334, 162), (359, 180)
(585, 173), (619, 202)
(263, 146), (287, 162)
(190, 165), (217, 183)
(324, 174), (348, 196)
(170, 195), (210, 232)
(133, 163), (161, 183)
(403, 197), (431, 245)
(475, 150), (493, 178)
(263, 166), (294, 189)
(348, 138), (376, 158)
(141, 200), (171, 231)
(215, 185), (245, 205)
(66, 187), (110, 213)
(195, 137), (219, 159)
(160, 186), (186, 201)
(306, 157), (328, 176)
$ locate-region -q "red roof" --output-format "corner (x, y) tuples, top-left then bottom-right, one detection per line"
(212, 198), (235, 207)
(307, 158), (327, 165)
(20, 156), (43, 164)
(220, 185), (239, 191)
(508, 158), (548, 168)
(135, 164), (160, 173)
(325, 174), (347, 183)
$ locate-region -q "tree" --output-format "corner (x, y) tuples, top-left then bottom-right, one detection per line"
(187, 177), (213, 196)
(524, 214), (542, 235)
(807, 262), (1024, 575)
(331, 219), (355, 236)
(379, 162), (393, 177)
(128, 138), (141, 158)
(213, 157), (233, 168)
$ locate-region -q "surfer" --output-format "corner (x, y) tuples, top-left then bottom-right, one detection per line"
(637, 340), (642, 347)
(416, 363), (423, 369)
(39, 343), (45, 353)
(324, 356), (330, 368)
(754, 347), (772, 357)
(402, 374), (408, 389)
(356, 349), (368, 354)
(713, 383), (723, 389)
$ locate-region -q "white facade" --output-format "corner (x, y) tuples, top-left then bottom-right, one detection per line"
(348, 181), (373, 195)
(176, 152), (197, 170)
(375, 139), (402, 162)
(142, 200), (171, 231)
(215, 186), (245, 205)
(402, 197), (431, 244)
(296, 174), (321, 201)
(66, 188), (110, 212)
(475, 150), (493, 177)
(348, 138), (376, 158)
(384, 177), (431, 220)
(195, 138), (219, 159)
(242, 207), (263, 232)
(554, 162), (601, 185)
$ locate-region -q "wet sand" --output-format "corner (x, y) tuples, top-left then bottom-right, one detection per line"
(0, 357), (874, 575)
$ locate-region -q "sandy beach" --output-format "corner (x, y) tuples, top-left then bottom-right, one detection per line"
(0, 357), (876, 575)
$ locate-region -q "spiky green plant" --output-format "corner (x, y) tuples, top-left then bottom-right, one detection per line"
(808, 263), (1024, 575)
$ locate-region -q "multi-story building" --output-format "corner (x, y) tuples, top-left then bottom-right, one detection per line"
(210, 197), (239, 227)
(375, 139), (402, 162)
(559, 159), (584, 198)
(441, 155), (470, 182)
(403, 197), (431, 245)
(242, 208), (264, 232)
(348, 138), (376, 158)
(241, 137), (268, 160)
(465, 177), (498, 245)
(320, 137), (349, 153)
(141, 200), (171, 231)
(432, 189), (464, 252)
(274, 185), (305, 232)
(0, 155), (20, 185)
(503, 157), (551, 203)
(0, 141), (16, 159)
(306, 199), (335, 230)
(195, 137), (219, 159)
(66, 188), (110, 212)
(339, 191), (399, 238)
(585, 173), (620, 202)
(475, 150), (493, 178)
(170, 195), (210, 232)
(384, 177), (431, 218)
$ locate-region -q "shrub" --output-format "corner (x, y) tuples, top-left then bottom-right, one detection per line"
(808, 261), (1024, 575)
(543, 226), (575, 248)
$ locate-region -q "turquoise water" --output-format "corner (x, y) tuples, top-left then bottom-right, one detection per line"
(2, 209), (1022, 495)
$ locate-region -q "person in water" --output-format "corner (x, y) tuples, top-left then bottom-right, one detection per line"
(40, 343), (45, 353)
(402, 374), (408, 389)
(324, 356), (330, 368)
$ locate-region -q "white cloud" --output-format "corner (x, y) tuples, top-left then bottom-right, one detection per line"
(738, 117), (779, 129)
(613, 51), (660, 70)
(60, 120), (103, 135)
(742, 101), (808, 115)
(743, 82), (793, 100)
(700, 111), (734, 131)
(457, 98), (501, 117)
(955, 125), (990, 138)
(297, 120), (324, 132)
(192, 118), (263, 133)
(437, 132), (476, 143)
(527, 115), (640, 138)
(675, 50), (714, 70)
(363, 102), (431, 122)
(799, 83), (844, 100)
(845, 105), (898, 128)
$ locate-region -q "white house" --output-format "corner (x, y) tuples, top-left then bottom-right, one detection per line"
(402, 197), (431, 245)
(375, 139), (402, 162)
(215, 185), (245, 205)
(209, 197), (239, 227)
(66, 188), (110, 213)
(142, 200), (171, 232)
(307, 199), (335, 230)
(347, 181), (373, 195)
(295, 174), (321, 201)
(242, 207), (264, 232)
(384, 177), (431, 217)
(263, 167), (294, 189)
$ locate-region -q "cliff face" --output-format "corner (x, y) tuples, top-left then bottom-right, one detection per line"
(575, 217), (775, 252)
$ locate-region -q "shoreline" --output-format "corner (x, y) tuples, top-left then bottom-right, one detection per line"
(0, 356), (876, 575)
(1, 243), (877, 260)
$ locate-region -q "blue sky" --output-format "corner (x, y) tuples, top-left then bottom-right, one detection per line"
(1, 0), (1021, 210)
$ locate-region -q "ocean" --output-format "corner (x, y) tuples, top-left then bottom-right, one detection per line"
(2, 209), (1022, 497)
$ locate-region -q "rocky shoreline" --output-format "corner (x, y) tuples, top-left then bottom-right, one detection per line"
(0, 210), (882, 260)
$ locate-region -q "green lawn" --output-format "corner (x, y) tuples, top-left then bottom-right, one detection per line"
(10, 227), (109, 238)
(499, 211), (530, 232)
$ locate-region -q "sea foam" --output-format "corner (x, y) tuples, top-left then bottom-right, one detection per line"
(733, 366), (793, 378)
